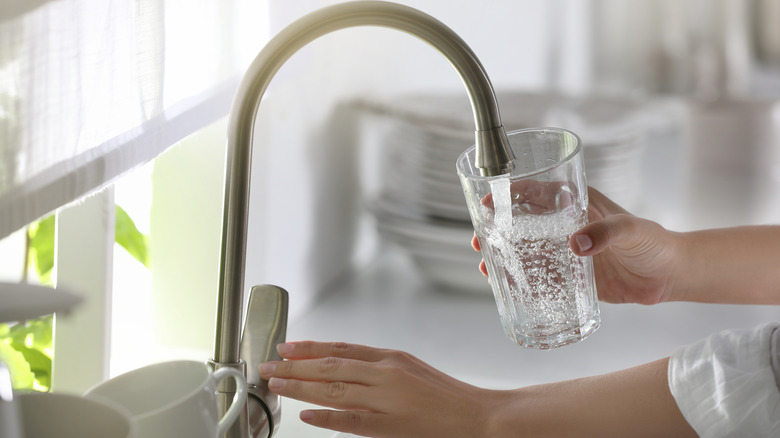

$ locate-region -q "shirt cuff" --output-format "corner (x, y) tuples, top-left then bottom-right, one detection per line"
(668, 322), (780, 437)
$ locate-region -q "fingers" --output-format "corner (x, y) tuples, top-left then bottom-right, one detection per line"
(298, 409), (387, 436)
(262, 342), (489, 438)
(265, 374), (378, 412)
(471, 233), (489, 277)
(481, 181), (578, 214)
(260, 343), (390, 413)
(260, 354), (383, 386)
(276, 341), (386, 361)
(472, 234), (489, 277)
(259, 342), (386, 393)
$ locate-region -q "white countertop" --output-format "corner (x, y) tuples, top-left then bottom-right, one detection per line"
(276, 246), (780, 437)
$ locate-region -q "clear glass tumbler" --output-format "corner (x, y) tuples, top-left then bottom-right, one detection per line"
(457, 128), (600, 349)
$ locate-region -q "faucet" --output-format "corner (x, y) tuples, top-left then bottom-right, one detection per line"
(1, 360), (24, 438)
(209, 1), (515, 437)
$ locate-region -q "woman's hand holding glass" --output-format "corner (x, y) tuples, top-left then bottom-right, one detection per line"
(474, 186), (682, 305)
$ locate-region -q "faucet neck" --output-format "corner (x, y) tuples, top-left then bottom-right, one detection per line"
(214, 0), (513, 363)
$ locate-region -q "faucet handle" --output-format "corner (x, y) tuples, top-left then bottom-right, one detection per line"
(239, 284), (288, 437)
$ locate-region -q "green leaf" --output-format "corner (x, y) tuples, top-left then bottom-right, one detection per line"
(0, 340), (36, 390)
(8, 316), (53, 354)
(28, 215), (55, 285)
(2, 316), (53, 390)
(10, 344), (51, 389)
(115, 205), (150, 268)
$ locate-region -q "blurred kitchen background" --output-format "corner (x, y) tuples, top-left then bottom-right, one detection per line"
(251, 0), (780, 324)
(1, 1), (780, 435)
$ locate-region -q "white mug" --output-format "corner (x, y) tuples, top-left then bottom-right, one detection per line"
(18, 391), (136, 438)
(84, 360), (247, 438)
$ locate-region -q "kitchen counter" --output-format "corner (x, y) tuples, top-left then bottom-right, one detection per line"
(276, 245), (779, 437)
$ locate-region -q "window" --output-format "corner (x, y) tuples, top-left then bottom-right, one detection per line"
(0, 0), (267, 392)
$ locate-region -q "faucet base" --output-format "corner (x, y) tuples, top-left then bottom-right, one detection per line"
(246, 392), (273, 438)
(211, 284), (288, 438)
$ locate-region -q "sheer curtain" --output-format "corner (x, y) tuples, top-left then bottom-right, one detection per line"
(0, 0), (267, 239)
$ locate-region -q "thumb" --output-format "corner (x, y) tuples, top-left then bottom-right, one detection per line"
(570, 214), (640, 256)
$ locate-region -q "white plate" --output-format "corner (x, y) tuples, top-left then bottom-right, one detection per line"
(0, 282), (83, 323)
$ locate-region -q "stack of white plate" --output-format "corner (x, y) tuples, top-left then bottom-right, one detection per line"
(354, 91), (648, 294)
(355, 92), (558, 294)
(543, 95), (649, 211)
(368, 114), (486, 293)
(370, 199), (484, 292)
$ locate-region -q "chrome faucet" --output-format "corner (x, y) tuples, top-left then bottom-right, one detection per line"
(209, 2), (515, 437)
(1, 360), (24, 438)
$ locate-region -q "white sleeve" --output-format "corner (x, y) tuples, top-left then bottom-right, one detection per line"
(668, 322), (780, 437)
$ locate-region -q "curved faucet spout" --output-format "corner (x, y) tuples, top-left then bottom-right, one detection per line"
(212, 1), (514, 436)
(215, 0), (513, 363)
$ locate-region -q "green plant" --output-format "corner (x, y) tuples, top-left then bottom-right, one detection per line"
(0, 315), (53, 390)
(115, 205), (150, 269)
(0, 205), (149, 391)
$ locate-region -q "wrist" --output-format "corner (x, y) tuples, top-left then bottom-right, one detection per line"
(483, 388), (531, 438)
(483, 387), (568, 438)
(667, 229), (718, 303)
(663, 230), (695, 303)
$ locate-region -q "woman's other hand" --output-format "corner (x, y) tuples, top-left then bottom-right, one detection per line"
(259, 341), (503, 438)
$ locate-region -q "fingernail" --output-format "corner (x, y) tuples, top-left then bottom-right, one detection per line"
(277, 342), (294, 356)
(575, 234), (593, 252)
(268, 377), (287, 391)
(300, 410), (315, 422)
(259, 362), (276, 375)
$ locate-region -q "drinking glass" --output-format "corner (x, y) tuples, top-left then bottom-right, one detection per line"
(457, 127), (600, 349)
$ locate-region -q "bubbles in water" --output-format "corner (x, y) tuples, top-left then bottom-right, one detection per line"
(478, 207), (591, 337)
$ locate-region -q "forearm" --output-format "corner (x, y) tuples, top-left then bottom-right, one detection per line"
(674, 225), (780, 304)
(487, 358), (696, 438)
